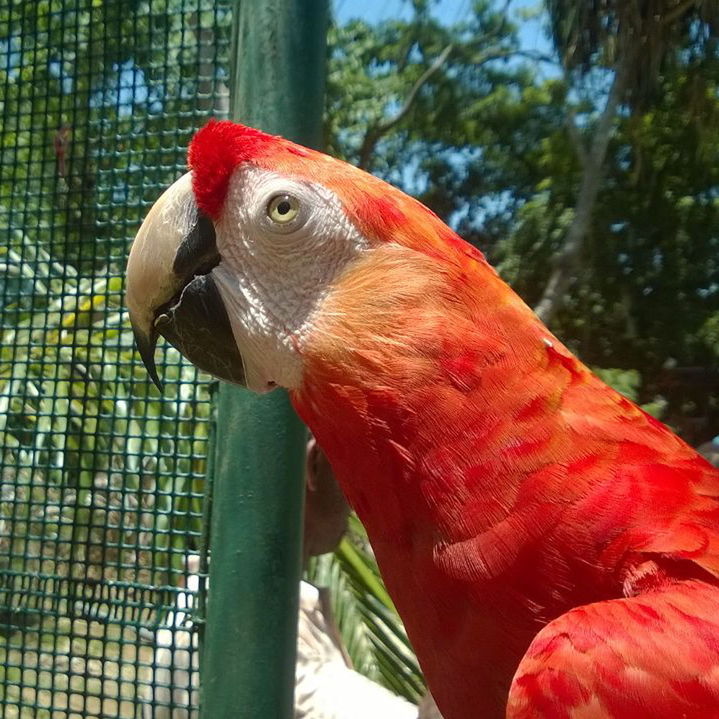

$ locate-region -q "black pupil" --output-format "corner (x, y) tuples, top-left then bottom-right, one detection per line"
(277, 199), (291, 215)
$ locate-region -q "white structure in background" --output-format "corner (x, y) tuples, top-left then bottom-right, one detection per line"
(295, 581), (417, 719)
(143, 555), (418, 719)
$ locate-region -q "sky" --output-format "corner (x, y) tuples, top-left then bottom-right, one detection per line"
(333, 0), (555, 66)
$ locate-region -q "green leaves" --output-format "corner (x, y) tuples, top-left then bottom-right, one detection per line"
(0, 200), (210, 591)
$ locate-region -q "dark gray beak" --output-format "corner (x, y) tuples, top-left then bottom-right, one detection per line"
(126, 172), (245, 389)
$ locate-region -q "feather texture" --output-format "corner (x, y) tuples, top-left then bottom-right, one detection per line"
(508, 580), (719, 718)
(188, 121), (719, 719)
(291, 242), (719, 718)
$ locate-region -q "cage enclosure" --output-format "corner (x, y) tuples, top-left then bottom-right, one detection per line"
(0, 2), (230, 715)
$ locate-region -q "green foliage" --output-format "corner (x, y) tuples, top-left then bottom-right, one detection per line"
(0, 216), (210, 585)
(700, 312), (719, 357)
(326, 1), (545, 246)
(546, 0), (719, 108)
(491, 51), (719, 437)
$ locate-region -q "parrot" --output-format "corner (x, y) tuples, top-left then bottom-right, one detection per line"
(126, 120), (719, 719)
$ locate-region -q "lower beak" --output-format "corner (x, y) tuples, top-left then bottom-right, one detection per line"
(126, 173), (245, 389)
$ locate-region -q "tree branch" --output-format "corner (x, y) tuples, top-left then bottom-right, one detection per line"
(533, 49), (633, 325)
(494, 48), (558, 65)
(357, 44), (453, 170)
(354, 0), (553, 171)
(662, 0), (700, 26)
(356, 42), (551, 170)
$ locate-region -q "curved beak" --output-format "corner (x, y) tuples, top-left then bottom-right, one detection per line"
(126, 172), (245, 389)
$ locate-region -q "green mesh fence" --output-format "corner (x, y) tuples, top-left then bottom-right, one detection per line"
(0, 1), (230, 716)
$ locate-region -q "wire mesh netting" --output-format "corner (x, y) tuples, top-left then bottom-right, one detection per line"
(0, 1), (230, 716)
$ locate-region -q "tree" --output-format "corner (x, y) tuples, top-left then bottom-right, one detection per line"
(535, 0), (719, 325)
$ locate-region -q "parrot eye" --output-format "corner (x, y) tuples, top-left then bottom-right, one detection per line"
(266, 194), (300, 225)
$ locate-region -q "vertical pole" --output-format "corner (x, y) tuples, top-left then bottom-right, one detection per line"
(199, 2), (328, 719)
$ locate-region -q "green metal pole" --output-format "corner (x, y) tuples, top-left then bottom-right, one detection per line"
(199, 2), (328, 719)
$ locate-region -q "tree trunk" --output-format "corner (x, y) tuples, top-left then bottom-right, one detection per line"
(533, 55), (631, 326)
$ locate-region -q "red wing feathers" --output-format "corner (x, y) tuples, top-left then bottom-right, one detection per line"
(508, 580), (719, 719)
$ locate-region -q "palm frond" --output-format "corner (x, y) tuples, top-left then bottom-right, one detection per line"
(546, 0), (719, 108)
(306, 516), (426, 703)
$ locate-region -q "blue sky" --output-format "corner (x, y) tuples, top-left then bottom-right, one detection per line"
(333, 0), (555, 66)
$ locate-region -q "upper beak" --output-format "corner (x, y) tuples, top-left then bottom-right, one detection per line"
(126, 172), (245, 389)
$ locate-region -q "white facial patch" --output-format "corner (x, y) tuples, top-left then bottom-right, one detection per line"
(211, 166), (369, 392)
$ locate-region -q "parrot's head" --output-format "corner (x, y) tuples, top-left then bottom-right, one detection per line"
(126, 120), (487, 392)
